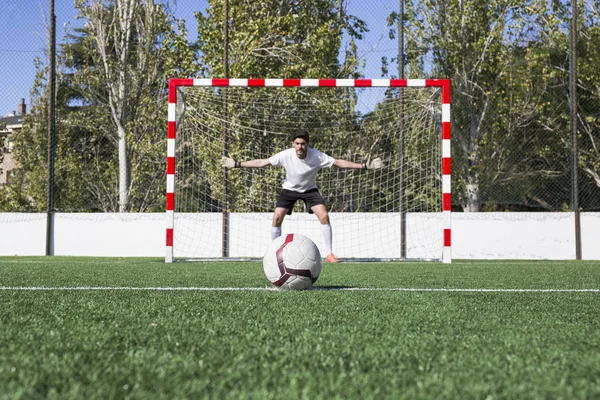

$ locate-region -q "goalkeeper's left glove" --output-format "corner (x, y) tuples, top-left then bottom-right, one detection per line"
(363, 157), (382, 170)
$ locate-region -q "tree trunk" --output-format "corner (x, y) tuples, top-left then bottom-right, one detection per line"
(118, 124), (129, 212)
(464, 176), (481, 212)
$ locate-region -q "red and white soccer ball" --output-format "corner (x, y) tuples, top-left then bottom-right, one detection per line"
(263, 233), (322, 290)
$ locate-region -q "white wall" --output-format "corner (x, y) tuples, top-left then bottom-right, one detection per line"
(0, 213), (47, 256)
(581, 213), (600, 260)
(452, 212), (577, 260)
(53, 213), (166, 257)
(0, 212), (598, 260)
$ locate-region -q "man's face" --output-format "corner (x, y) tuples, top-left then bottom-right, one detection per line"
(293, 138), (308, 159)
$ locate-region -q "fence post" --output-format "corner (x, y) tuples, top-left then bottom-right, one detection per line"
(570, 0), (581, 260)
(46, 0), (56, 256)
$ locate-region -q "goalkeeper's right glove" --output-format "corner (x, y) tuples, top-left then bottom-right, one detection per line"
(221, 156), (240, 169)
(363, 157), (382, 170)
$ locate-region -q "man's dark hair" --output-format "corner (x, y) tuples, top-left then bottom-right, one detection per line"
(292, 128), (310, 143)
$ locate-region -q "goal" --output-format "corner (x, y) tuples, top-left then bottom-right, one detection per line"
(166, 78), (451, 263)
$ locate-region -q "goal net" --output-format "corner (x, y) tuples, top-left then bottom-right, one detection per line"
(166, 79), (451, 263)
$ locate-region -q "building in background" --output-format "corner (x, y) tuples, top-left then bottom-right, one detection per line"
(0, 98), (26, 186)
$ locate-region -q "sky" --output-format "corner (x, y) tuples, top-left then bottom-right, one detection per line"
(0, 0), (399, 117)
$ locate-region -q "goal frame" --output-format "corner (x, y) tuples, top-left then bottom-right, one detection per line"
(166, 78), (452, 263)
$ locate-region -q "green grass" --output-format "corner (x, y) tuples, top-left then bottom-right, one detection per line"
(1, 258), (599, 399)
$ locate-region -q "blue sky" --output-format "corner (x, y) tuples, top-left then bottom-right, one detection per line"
(0, 0), (398, 117)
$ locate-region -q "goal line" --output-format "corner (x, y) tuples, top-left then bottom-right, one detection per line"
(2, 287), (598, 293)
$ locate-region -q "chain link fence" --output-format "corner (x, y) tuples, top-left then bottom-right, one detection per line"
(0, 0), (599, 214)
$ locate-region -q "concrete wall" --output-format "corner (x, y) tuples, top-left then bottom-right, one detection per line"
(0, 212), (598, 260)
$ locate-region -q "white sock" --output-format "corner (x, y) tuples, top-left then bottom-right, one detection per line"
(321, 223), (333, 255)
(271, 226), (282, 241)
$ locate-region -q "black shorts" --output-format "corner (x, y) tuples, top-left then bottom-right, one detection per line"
(276, 188), (325, 215)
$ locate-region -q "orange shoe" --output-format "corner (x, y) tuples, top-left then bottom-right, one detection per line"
(325, 253), (339, 263)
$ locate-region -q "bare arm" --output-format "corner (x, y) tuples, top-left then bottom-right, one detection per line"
(239, 159), (271, 168)
(221, 156), (272, 169)
(333, 159), (364, 169)
(333, 157), (383, 170)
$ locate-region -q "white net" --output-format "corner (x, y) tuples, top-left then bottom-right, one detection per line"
(172, 85), (444, 261)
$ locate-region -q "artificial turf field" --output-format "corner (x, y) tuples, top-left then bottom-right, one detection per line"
(1, 257), (599, 399)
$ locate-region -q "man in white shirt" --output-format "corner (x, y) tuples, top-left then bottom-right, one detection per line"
(221, 129), (381, 263)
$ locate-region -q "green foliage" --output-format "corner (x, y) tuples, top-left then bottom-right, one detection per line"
(7, 58), (54, 212)
(191, 1), (375, 213)
(5, 0), (599, 213)
(393, 0), (594, 211)
(0, 172), (37, 212)
(576, 8), (600, 200)
(4, 1), (199, 212)
(196, 0), (366, 79)
(68, 0), (199, 211)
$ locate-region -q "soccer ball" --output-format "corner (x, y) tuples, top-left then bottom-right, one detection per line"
(263, 233), (322, 290)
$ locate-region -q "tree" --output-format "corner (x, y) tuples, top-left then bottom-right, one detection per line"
(576, 2), (600, 209)
(196, 0), (366, 79)
(192, 0), (369, 211)
(7, 57), (57, 212)
(5, 1), (198, 213)
(71, 0), (198, 211)
(391, 0), (572, 211)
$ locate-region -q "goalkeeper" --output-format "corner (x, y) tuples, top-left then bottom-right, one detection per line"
(221, 128), (382, 263)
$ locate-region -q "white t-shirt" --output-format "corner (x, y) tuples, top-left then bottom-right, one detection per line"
(269, 147), (335, 192)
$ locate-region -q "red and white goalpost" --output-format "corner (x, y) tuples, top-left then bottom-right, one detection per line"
(166, 78), (451, 263)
